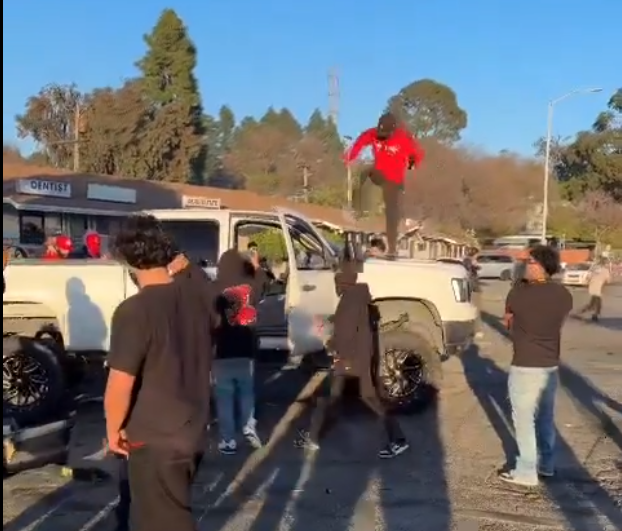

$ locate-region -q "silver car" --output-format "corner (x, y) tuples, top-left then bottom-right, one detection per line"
(476, 253), (515, 280)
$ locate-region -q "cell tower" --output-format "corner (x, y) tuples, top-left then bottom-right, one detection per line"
(328, 67), (340, 127)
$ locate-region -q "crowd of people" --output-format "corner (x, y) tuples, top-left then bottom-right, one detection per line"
(100, 214), (409, 531)
(3, 112), (614, 530)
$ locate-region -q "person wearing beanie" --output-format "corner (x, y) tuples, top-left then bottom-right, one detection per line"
(295, 261), (409, 459)
(344, 112), (425, 257)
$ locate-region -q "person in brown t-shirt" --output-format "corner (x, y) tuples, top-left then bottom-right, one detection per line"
(498, 245), (572, 487)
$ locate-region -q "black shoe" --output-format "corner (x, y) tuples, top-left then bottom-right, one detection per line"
(293, 430), (320, 451)
(590, 315), (599, 322)
(378, 439), (409, 459)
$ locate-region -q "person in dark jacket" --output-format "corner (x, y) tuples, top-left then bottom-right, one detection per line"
(213, 249), (265, 454)
(345, 113), (425, 257)
(295, 262), (409, 459)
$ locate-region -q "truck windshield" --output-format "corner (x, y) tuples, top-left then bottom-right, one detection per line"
(159, 220), (220, 266)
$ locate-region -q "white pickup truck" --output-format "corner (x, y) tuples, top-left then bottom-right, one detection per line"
(3, 207), (476, 424)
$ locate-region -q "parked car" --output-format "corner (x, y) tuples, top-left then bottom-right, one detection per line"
(562, 262), (592, 287)
(475, 253), (515, 280)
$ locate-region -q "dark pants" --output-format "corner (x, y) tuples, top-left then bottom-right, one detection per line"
(580, 295), (602, 317)
(355, 168), (403, 256)
(308, 373), (404, 444)
(115, 455), (131, 531)
(127, 447), (203, 531)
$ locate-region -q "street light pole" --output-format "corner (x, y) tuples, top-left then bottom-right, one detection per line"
(540, 87), (603, 244)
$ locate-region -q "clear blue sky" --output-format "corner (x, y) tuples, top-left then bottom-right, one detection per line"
(3, 0), (619, 156)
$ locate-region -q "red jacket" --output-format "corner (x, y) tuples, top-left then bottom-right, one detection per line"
(345, 127), (425, 184)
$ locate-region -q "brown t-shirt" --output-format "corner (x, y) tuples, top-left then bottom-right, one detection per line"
(107, 279), (215, 454)
(506, 281), (573, 368)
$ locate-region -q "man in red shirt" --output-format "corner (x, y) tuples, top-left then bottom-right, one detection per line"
(345, 113), (424, 257)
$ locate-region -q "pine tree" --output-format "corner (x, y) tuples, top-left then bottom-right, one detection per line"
(136, 9), (206, 183)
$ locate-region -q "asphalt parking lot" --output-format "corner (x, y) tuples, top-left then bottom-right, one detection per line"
(3, 281), (621, 531)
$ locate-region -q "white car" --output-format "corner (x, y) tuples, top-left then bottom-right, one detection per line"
(4, 206), (476, 423)
(562, 262), (592, 287)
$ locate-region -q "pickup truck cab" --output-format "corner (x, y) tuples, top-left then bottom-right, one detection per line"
(3, 206), (475, 424)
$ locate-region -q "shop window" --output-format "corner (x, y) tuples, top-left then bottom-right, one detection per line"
(65, 214), (88, 242)
(19, 212), (46, 245)
(3, 203), (20, 242)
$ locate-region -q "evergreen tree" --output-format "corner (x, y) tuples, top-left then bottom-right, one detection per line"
(136, 9), (206, 183)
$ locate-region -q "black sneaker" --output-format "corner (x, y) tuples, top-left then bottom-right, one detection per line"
(378, 439), (409, 459)
(293, 430), (320, 451)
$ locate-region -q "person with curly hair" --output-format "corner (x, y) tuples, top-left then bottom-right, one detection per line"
(104, 214), (216, 531)
(499, 245), (572, 487)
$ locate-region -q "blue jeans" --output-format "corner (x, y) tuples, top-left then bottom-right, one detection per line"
(213, 358), (256, 441)
(508, 365), (558, 484)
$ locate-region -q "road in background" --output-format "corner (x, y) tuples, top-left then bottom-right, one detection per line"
(3, 282), (621, 531)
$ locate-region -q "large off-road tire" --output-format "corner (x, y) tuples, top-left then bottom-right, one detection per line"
(373, 329), (442, 415)
(3, 336), (65, 426)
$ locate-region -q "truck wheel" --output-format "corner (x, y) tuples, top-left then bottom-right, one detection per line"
(500, 269), (512, 281)
(3, 336), (65, 426)
(373, 329), (442, 415)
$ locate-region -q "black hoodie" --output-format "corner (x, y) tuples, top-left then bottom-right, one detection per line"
(213, 249), (265, 360)
(328, 265), (376, 396)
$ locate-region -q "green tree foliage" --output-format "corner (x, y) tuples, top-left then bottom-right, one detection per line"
(544, 89), (622, 201)
(135, 8), (206, 183)
(15, 83), (83, 168)
(386, 79), (468, 143)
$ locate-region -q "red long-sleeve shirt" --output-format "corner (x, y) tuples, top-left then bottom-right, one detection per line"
(345, 127), (425, 185)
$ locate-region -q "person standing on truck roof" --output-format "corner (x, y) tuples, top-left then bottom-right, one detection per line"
(344, 112), (425, 258)
(42, 234), (73, 260)
(499, 245), (572, 487)
(104, 214), (215, 531)
(294, 261), (409, 459)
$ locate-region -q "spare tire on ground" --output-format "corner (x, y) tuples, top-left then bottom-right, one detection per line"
(3, 335), (66, 427)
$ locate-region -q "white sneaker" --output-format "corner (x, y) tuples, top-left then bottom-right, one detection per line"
(243, 426), (263, 449)
(218, 439), (237, 455)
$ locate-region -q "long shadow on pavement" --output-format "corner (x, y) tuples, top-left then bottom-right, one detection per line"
(286, 395), (379, 531)
(474, 310), (622, 530)
(378, 399), (451, 531)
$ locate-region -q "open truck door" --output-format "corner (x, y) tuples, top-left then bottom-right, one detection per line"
(275, 208), (340, 361)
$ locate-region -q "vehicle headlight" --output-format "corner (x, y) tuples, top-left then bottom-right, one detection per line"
(451, 278), (470, 302)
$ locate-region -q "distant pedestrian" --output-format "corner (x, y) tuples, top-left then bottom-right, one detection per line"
(499, 245), (572, 487)
(212, 249), (264, 455)
(295, 261), (409, 459)
(462, 248), (483, 338)
(577, 257), (611, 322)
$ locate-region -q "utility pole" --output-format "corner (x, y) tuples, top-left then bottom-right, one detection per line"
(302, 165), (309, 202)
(72, 101), (81, 172)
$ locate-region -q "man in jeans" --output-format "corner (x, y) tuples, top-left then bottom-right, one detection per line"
(499, 245), (573, 486)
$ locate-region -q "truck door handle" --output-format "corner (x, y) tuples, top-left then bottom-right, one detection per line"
(302, 284), (316, 292)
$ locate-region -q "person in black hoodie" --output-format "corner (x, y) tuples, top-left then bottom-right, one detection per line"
(295, 262), (409, 459)
(213, 249), (265, 454)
